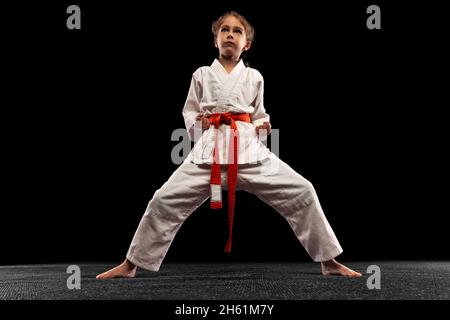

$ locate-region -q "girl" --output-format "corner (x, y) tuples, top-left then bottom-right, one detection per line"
(97, 11), (361, 279)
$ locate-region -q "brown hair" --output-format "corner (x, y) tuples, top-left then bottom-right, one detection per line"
(211, 11), (255, 43)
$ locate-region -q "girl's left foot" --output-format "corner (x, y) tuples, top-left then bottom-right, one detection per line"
(96, 259), (137, 279)
(321, 259), (362, 277)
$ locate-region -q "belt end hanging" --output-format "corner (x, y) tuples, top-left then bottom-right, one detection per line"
(224, 238), (232, 253)
(210, 184), (222, 209)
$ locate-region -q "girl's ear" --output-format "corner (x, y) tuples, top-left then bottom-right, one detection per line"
(244, 41), (252, 51)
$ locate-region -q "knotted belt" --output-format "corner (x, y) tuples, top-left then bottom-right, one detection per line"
(207, 112), (251, 253)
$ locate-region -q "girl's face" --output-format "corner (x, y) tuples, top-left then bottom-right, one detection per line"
(215, 15), (251, 59)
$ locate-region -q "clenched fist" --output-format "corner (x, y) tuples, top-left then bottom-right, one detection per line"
(255, 121), (271, 136)
(196, 113), (211, 131)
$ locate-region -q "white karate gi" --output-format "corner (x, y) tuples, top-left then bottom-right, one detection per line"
(184, 59), (271, 165)
(126, 60), (343, 271)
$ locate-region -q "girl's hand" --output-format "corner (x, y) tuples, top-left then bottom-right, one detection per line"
(196, 113), (211, 131)
(255, 121), (271, 136)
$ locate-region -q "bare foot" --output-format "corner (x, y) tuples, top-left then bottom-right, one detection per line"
(96, 259), (137, 279)
(321, 259), (362, 277)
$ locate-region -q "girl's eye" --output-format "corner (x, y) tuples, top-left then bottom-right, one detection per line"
(234, 29), (242, 34)
(221, 28), (229, 32)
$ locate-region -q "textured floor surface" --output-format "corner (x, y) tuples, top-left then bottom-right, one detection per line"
(1, 261), (449, 300)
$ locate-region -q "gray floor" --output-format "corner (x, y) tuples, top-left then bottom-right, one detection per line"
(1, 261), (449, 300)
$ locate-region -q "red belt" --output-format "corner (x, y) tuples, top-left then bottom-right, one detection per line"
(208, 112), (251, 253)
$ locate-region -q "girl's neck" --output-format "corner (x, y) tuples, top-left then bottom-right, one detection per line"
(218, 56), (240, 74)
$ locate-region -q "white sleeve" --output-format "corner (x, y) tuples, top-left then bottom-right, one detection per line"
(182, 70), (203, 141)
(251, 74), (271, 127)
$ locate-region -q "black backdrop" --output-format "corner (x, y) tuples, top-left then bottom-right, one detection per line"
(2, 0), (448, 266)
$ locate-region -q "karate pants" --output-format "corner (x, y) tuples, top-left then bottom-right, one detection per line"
(126, 153), (343, 271)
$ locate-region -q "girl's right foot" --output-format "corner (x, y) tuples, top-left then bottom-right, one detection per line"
(321, 259), (362, 277)
(96, 259), (137, 279)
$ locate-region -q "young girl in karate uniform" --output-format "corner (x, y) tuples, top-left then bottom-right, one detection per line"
(97, 11), (362, 279)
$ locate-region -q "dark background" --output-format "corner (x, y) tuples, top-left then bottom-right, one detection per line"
(2, 0), (448, 266)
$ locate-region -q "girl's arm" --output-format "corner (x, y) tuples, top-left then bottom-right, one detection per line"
(182, 71), (203, 141)
(251, 75), (271, 137)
